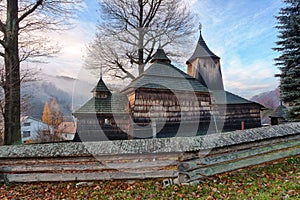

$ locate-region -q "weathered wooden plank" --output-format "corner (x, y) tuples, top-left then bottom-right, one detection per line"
(179, 139), (300, 171)
(2, 160), (178, 173)
(0, 156), (98, 165)
(0, 152), (179, 176)
(179, 134), (300, 161)
(205, 146), (300, 176)
(178, 146), (300, 183)
(94, 152), (180, 162)
(5, 170), (178, 183)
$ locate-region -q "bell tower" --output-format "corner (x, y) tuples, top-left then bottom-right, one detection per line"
(91, 71), (111, 99)
(186, 24), (224, 90)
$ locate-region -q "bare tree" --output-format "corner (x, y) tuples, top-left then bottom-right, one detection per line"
(0, 0), (81, 145)
(0, 64), (39, 121)
(34, 126), (52, 143)
(85, 0), (196, 80)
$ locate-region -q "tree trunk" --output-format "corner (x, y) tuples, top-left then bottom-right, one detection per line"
(4, 0), (21, 145)
(138, 0), (145, 75)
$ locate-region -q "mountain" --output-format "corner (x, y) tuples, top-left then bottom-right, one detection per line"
(22, 74), (124, 121)
(250, 88), (281, 109)
(22, 75), (94, 120)
(250, 88), (281, 125)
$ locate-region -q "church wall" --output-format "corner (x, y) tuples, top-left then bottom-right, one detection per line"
(191, 58), (224, 90)
(130, 88), (213, 138)
(214, 104), (262, 132)
(75, 114), (129, 141)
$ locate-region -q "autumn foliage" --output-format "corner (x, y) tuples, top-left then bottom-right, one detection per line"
(42, 98), (63, 128)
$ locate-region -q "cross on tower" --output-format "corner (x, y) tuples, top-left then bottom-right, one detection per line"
(100, 65), (103, 79)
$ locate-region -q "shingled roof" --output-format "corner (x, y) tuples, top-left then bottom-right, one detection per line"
(74, 93), (128, 115)
(187, 31), (220, 64)
(91, 78), (111, 93)
(269, 104), (287, 118)
(150, 48), (171, 63)
(210, 90), (263, 106)
(123, 49), (208, 93)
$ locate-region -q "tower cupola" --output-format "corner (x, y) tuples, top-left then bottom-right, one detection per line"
(150, 47), (171, 64)
(92, 76), (111, 99)
(186, 24), (224, 90)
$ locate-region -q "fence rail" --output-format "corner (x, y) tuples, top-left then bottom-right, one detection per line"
(178, 134), (300, 184)
(1, 123), (300, 183)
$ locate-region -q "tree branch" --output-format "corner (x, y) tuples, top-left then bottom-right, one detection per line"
(144, 0), (161, 27)
(0, 39), (6, 49)
(0, 20), (5, 33)
(17, 0), (43, 23)
(115, 60), (135, 80)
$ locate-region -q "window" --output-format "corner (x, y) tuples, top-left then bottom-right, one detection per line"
(23, 122), (31, 126)
(23, 131), (31, 138)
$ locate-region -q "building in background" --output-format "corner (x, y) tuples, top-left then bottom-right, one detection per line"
(269, 103), (287, 125)
(57, 122), (76, 141)
(21, 116), (54, 144)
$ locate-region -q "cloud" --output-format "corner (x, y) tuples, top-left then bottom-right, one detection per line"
(34, 18), (96, 78)
(222, 56), (280, 98)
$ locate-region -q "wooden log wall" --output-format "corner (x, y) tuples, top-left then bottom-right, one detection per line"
(131, 89), (211, 123)
(213, 104), (262, 132)
(129, 89), (212, 137)
(0, 123), (300, 183)
(76, 114), (129, 141)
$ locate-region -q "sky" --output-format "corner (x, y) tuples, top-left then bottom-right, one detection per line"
(35, 0), (285, 99)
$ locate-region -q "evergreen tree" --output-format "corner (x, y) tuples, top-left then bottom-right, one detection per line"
(274, 0), (300, 121)
(42, 101), (52, 125)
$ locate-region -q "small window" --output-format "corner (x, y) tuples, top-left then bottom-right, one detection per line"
(23, 131), (31, 138)
(23, 122), (31, 126)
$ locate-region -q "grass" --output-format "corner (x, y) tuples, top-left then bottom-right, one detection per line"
(0, 155), (299, 199)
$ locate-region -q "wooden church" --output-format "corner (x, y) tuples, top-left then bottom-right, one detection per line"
(73, 27), (263, 141)
(186, 27), (263, 132)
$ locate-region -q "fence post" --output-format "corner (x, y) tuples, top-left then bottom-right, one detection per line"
(241, 121), (245, 130)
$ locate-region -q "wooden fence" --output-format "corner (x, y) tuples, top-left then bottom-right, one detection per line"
(1, 123), (300, 183)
